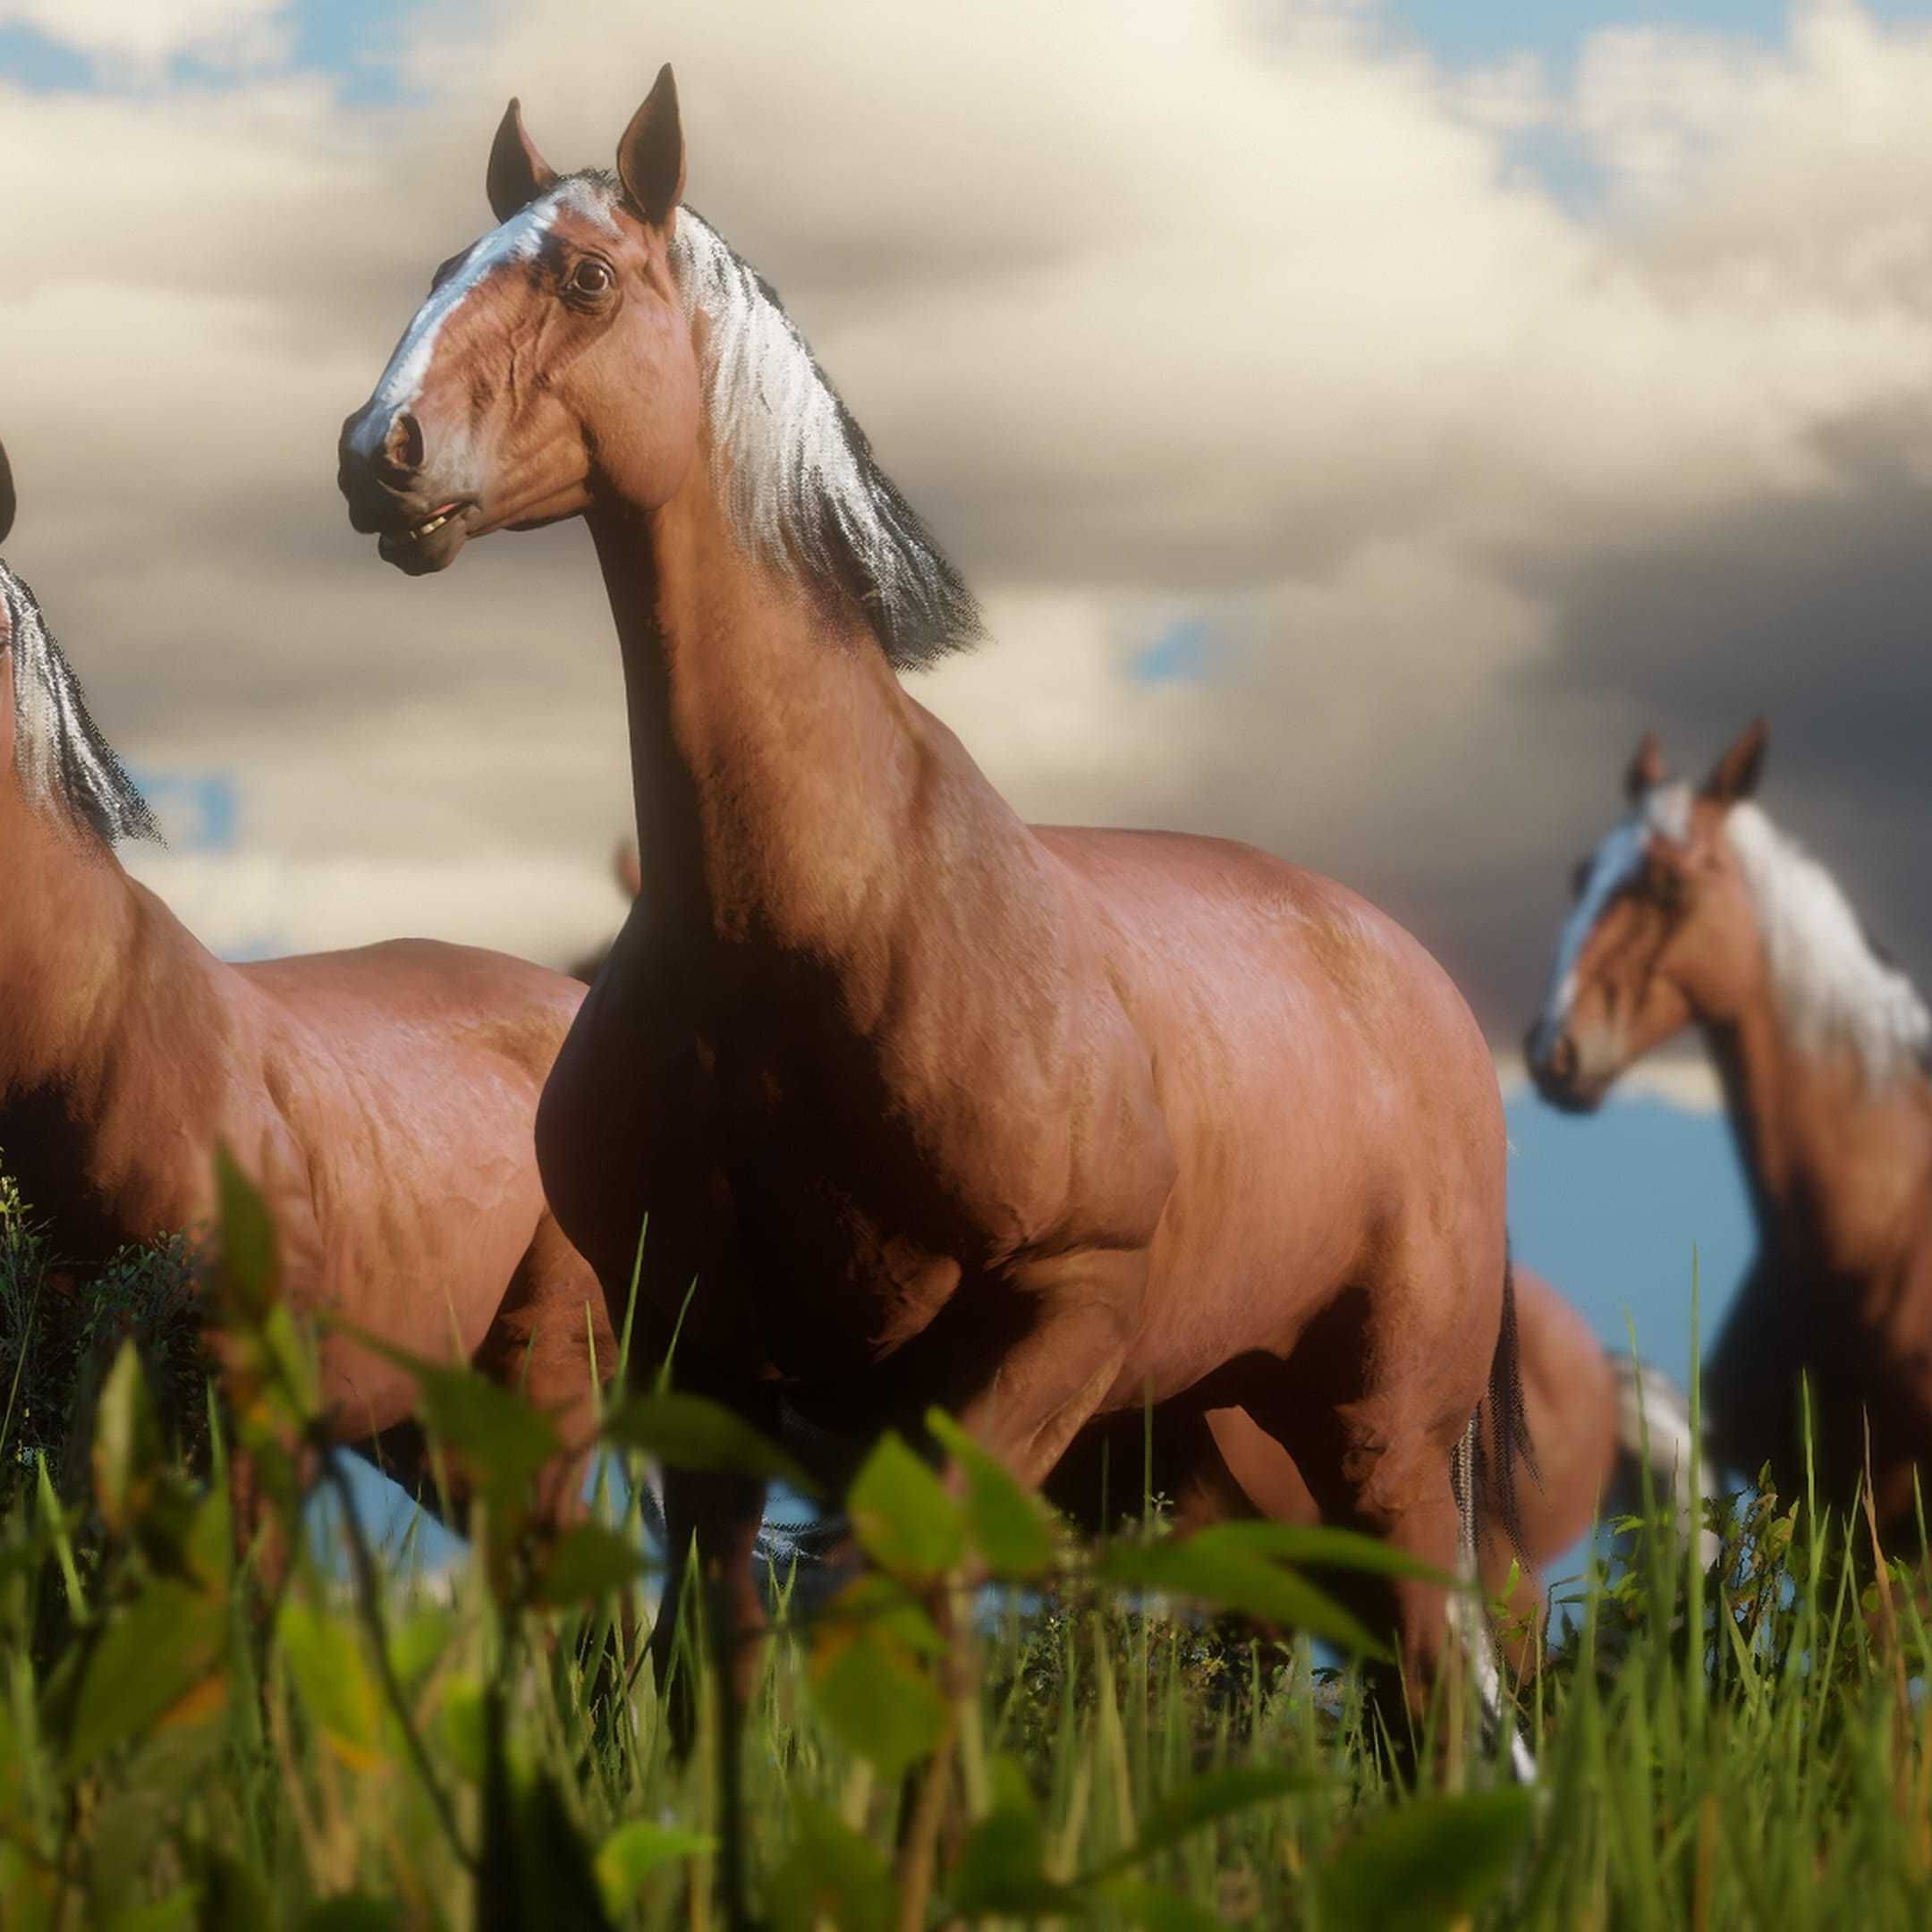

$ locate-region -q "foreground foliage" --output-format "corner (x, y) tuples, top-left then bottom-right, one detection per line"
(0, 1167), (1929, 1928)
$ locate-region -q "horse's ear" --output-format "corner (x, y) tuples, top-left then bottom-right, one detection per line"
(614, 839), (641, 900)
(1623, 730), (1666, 801)
(616, 64), (684, 231)
(1702, 718), (1768, 804)
(0, 441), (14, 547)
(488, 98), (558, 221)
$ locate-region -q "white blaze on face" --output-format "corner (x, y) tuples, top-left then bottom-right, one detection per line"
(347, 180), (619, 462)
(1531, 782), (1692, 1063)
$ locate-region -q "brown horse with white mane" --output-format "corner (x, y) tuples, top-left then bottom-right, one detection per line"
(1525, 721), (1932, 1540)
(0, 442), (610, 1536)
(337, 71), (1526, 1720)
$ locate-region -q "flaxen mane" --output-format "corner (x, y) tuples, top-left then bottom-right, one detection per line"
(664, 194), (983, 669)
(1724, 802), (1930, 1087)
(0, 560), (159, 846)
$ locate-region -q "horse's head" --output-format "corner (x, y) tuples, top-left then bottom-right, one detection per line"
(1524, 721), (1770, 1112)
(338, 67), (698, 574)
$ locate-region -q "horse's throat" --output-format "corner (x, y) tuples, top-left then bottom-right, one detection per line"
(589, 492), (922, 955)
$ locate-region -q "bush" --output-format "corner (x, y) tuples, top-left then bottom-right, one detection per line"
(0, 1165), (208, 1513)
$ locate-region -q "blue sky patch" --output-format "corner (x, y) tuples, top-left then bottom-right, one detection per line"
(1386, 0), (1932, 75)
(1131, 617), (1213, 685)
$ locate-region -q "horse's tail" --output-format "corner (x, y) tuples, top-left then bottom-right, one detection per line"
(1609, 1355), (1719, 1568)
(1474, 1246), (1538, 1563)
(1453, 1249), (1538, 1783)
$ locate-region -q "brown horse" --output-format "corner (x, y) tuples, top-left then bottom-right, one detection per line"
(336, 72), (1525, 1722)
(0, 443), (611, 1539)
(1525, 721), (1932, 1539)
(1047, 1263), (1704, 1662)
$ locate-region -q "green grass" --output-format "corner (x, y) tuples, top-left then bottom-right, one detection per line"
(3, 1164), (1932, 1929)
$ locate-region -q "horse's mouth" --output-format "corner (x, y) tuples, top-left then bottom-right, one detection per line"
(375, 499), (475, 574)
(1530, 1072), (1611, 1116)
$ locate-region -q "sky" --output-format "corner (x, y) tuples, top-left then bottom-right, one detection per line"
(4, 0), (1930, 1532)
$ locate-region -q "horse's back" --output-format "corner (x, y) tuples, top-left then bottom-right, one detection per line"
(238, 937), (583, 1072)
(1035, 822), (1499, 1154)
(227, 939), (589, 1356)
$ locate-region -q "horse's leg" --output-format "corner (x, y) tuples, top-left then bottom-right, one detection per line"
(945, 1252), (1143, 1489)
(651, 1459), (771, 1752)
(642, 1351), (777, 1749)
(1256, 1250), (1505, 1765)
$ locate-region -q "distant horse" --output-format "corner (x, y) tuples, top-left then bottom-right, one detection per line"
(337, 71), (1526, 1726)
(0, 442), (611, 1542)
(1525, 721), (1932, 1540)
(1050, 1264), (1705, 1662)
(567, 840), (640, 984)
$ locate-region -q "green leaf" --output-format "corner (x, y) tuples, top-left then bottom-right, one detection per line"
(105, 1890), (201, 1932)
(533, 1523), (649, 1607)
(1185, 1520), (1456, 1588)
(601, 1391), (817, 1493)
(846, 1432), (964, 1584)
(766, 1801), (894, 1932)
(387, 1604), (455, 1691)
(1084, 1764), (1319, 1880)
(92, 1341), (165, 1536)
(64, 1581), (227, 1773)
(949, 1763), (1071, 1918)
(213, 1145), (279, 1321)
(1318, 1789), (1535, 1931)
(809, 1599), (947, 1780)
(1097, 1880), (1225, 1931)
(817, 1573), (947, 1657)
(927, 1409), (1058, 1579)
(0, 1839), (57, 1932)
(183, 1486), (233, 1595)
(279, 1599), (384, 1769)
(339, 1324), (560, 1504)
(1098, 1527), (1386, 1657)
(595, 1820), (716, 1915)
(439, 1675), (487, 1783)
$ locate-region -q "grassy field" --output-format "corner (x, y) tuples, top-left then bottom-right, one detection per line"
(4, 1167), (1932, 1929)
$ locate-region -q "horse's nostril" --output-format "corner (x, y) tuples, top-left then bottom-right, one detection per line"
(382, 411), (426, 478)
(1548, 1032), (1579, 1083)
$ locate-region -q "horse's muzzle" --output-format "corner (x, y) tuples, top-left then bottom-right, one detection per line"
(1521, 1023), (1610, 1115)
(337, 409), (476, 575)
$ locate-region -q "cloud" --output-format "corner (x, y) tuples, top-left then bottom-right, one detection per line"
(3, 0), (1931, 1094)
(0, 0), (288, 74)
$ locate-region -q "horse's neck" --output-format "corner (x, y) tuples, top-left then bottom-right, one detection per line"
(588, 485), (1024, 970)
(0, 791), (225, 1240)
(0, 792), (138, 1083)
(1707, 988), (1932, 1282)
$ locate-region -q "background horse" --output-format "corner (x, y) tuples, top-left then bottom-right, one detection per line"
(1048, 1264), (1705, 1665)
(337, 72), (1526, 1723)
(1524, 721), (1932, 1540)
(0, 441), (611, 1542)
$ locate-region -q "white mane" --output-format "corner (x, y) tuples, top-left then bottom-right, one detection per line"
(1725, 801), (1929, 1087)
(667, 206), (980, 667)
(0, 560), (158, 846)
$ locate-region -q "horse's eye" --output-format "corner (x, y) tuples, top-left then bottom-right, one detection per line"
(567, 258), (614, 298)
(1650, 867), (1688, 909)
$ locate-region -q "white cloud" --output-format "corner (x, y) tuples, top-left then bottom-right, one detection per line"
(0, 0), (288, 74)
